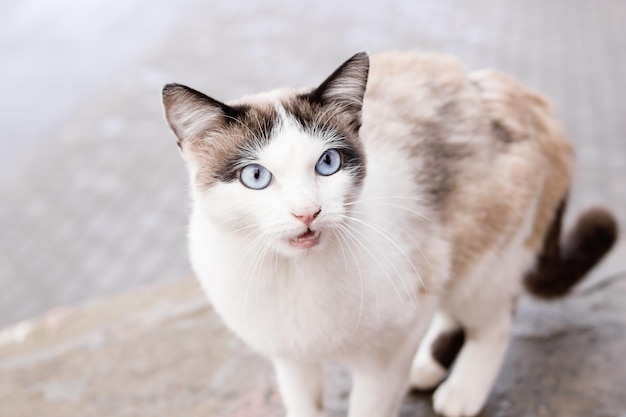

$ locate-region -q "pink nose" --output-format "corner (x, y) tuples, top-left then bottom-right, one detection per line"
(292, 208), (321, 227)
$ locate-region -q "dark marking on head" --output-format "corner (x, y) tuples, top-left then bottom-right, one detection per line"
(162, 82), (281, 188)
(211, 106), (280, 184)
(279, 52), (370, 187)
(162, 52), (371, 190)
(196, 104), (280, 187)
(282, 94), (367, 187)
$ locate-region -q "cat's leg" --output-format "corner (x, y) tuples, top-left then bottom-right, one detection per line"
(347, 320), (431, 417)
(348, 350), (413, 417)
(409, 310), (462, 390)
(432, 306), (513, 417)
(273, 358), (323, 417)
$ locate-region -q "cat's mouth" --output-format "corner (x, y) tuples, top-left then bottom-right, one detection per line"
(289, 229), (321, 249)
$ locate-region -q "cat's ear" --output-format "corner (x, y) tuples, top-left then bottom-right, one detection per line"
(162, 83), (230, 148)
(310, 52), (370, 131)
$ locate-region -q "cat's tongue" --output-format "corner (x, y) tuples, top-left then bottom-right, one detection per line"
(290, 229), (321, 249)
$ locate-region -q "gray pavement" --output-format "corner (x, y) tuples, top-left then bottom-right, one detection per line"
(1, 273), (625, 416)
(1, 0), (625, 328)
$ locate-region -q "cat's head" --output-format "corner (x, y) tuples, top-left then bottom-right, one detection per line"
(162, 52), (369, 258)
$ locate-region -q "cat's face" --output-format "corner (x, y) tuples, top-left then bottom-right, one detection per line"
(163, 53), (370, 258)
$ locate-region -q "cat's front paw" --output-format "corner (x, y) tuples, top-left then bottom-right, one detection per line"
(432, 379), (488, 417)
(409, 354), (447, 390)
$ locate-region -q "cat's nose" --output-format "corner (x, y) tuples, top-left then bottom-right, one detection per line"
(292, 207), (321, 227)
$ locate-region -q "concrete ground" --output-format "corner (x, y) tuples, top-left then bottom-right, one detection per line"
(1, 0), (625, 416)
(1, 273), (625, 416)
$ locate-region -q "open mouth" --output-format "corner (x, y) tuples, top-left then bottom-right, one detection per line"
(289, 229), (321, 249)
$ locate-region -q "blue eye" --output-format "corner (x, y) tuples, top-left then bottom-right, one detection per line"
(315, 149), (342, 176)
(240, 164), (272, 189)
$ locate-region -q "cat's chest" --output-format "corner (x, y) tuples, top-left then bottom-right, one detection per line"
(193, 236), (424, 358)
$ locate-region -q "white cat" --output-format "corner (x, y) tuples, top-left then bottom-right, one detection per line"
(162, 51), (616, 417)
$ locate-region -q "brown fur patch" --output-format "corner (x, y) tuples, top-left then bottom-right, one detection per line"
(444, 150), (540, 280)
(440, 69), (575, 280)
(362, 52), (486, 209)
(189, 103), (280, 188)
(162, 83), (282, 188)
(468, 71), (574, 253)
(356, 53), (565, 280)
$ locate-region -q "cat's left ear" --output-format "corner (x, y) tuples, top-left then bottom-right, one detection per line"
(311, 52), (370, 132)
(162, 83), (232, 149)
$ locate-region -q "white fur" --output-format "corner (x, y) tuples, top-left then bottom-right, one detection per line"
(189, 109), (446, 417)
(187, 106), (539, 417)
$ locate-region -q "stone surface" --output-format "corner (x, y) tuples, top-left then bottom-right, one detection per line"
(1, 0), (626, 328)
(2, 273), (625, 416)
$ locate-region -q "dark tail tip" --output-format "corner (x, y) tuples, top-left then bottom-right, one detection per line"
(563, 207), (618, 261)
(525, 206), (618, 299)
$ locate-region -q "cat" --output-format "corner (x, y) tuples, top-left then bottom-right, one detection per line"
(161, 51), (617, 417)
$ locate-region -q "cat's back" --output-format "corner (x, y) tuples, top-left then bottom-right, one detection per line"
(363, 51), (482, 148)
(362, 51), (574, 280)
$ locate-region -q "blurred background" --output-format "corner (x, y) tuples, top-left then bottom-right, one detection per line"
(1, 0), (625, 329)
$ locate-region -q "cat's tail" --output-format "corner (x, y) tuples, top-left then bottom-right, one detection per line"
(524, 200), (618, 298)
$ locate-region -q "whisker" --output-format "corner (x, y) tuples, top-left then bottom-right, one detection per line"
(332, 229), (365, 335)
(253, 234), (274, 307)
(344, 208), (433, 271)
(340, 214), (426, 297)
(336, 223), (407, 312)
(345, 200), (433, 223)
(241, 233), (271, 314)
(336, 224), (381, 323)
(233, 229), (267, 274)
(230, 223), (261, 234)
(229, 219), (289, 235)
(273, 237), (280, 285)
(340, 220), (418, 309)
(346, 195), (426, 204)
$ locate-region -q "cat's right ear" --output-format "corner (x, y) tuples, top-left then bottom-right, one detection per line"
(309, 52), (370, 132)
(162, 83), (228, 149)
